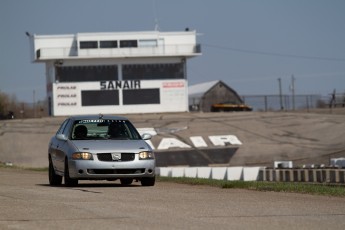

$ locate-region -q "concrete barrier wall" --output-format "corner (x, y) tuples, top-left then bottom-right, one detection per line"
(243, 167), (263, 181)
(185, 167), (197, 178)
(158, 167), (264, 182)
(227, 167), (243, 181)
(158, 167), (345, 183)
(212, 167), (227, 180)
(197, 167), (212, 179)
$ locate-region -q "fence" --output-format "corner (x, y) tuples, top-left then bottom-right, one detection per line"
(242, 94), (339, 112)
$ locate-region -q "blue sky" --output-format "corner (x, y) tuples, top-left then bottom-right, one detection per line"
(1, 0), (345, 103)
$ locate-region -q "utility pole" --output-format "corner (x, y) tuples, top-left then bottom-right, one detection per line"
(291, 75), (295, 111)
(33, 90), (36, 118)
(278, 78), (283, 110)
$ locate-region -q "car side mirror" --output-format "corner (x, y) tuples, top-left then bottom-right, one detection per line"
(141, 133), (152, 140)
(56, 134), (68, 141)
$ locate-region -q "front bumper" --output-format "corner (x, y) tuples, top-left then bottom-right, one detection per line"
(68, 154), (155, 179)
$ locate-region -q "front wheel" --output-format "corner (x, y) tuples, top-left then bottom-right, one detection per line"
(141, 177), (155, 186)
(64, 159), (78, 187)
(49, 157), (62, 186)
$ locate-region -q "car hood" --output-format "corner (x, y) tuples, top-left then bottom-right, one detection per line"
(71, 139), (151, 153)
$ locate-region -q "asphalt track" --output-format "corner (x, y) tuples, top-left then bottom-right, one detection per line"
(1, 110), (345, 229)
(1, 167), (345, 230)
(0, 109), (345, 229)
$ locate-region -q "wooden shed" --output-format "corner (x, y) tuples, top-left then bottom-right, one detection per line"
(189, 80), (248, 112)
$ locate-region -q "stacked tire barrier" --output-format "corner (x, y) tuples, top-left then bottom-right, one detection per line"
(263, 168), (345, 183)
(156, 167), (345, 183)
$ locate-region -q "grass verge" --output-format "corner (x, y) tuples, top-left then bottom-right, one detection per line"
(0, 162), (48, 172)
(2, 163), (344, 197)
(158, 176), (345, 197)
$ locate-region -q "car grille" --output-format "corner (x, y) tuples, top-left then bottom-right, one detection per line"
(97, 153), (135, 162)
(87, 169), (145, 175)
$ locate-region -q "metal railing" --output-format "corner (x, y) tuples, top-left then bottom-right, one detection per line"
(36, 44), (202, 60)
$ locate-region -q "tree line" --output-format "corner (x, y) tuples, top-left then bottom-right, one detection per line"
(0, 91), (47, 119)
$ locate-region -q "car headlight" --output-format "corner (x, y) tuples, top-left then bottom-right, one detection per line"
(139, 151), (154, 160)
(72, 152), (93, 160)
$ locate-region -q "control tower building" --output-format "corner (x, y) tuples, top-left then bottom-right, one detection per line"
(28, 30), (201, 116)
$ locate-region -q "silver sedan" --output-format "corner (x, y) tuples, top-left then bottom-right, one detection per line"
(48, 114), (155, 186)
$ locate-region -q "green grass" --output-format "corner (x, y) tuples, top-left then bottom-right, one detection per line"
(0, 162), (48, 172)
(2, 162), (344, 197)
(158, 176), (345, 197)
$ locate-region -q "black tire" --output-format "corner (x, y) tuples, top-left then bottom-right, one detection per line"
(120, 178), (133, 185)
(141, 177), (155, 186)
(64, 159), (78, 187)
(49, 157), (62, 186)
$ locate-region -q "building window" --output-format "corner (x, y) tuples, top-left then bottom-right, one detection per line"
(100, 40), (118, 48)
(56, 65), (118, 82)
(123, 63), (184, 80)
(138, 39), (157, 47)
(120, 40), (138, 48)
(79, 41), (98, 49)
(123, 89), (160, 105)
(81, 90), (119, 106)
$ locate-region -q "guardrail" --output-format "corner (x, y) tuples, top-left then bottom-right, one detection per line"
(156, 166), (345, 184)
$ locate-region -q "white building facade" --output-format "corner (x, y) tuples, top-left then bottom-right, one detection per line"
(29, 30), (201, 116)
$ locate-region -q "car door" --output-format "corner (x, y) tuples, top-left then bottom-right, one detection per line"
(51, 119), (71, 173)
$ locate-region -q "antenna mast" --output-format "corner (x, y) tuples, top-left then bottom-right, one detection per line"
(152, 0), (160, 31)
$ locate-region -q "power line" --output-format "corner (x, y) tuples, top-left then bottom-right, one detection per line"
(202, 44), (345, 62)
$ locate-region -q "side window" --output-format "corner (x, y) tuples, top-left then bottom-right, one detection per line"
(56, 119), (70, 135)
(126, 121), (141, 140)
(62, 119), (73, 137)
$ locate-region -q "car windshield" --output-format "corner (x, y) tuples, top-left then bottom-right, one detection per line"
(71, 119), (141, 140)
